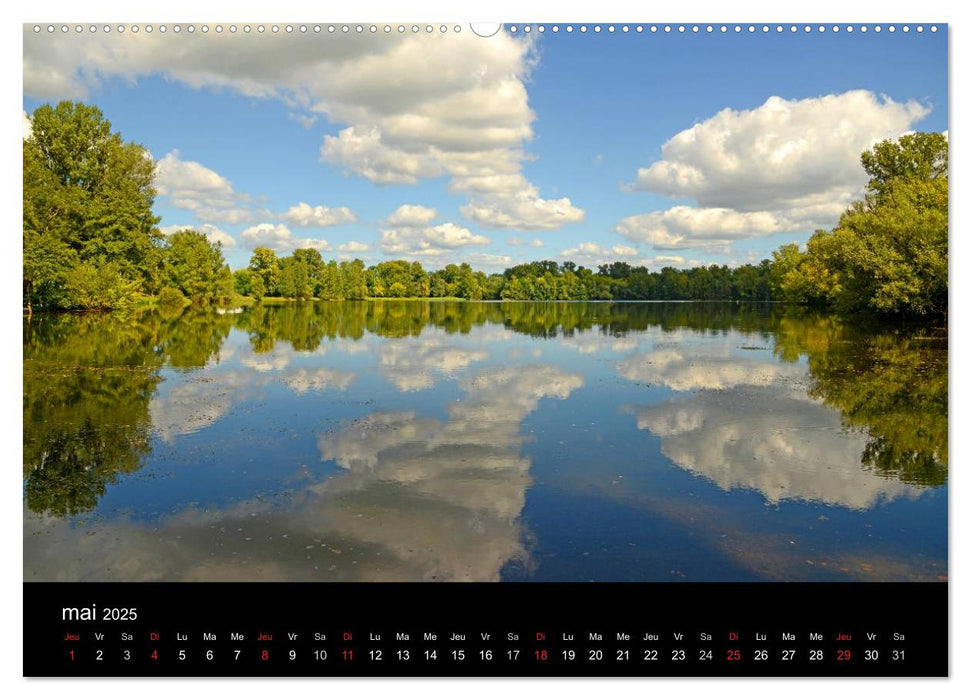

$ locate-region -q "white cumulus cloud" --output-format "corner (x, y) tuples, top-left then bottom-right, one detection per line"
(280, 202), (357, 228)
(616, 206), (798, 251)
(556, 241), (676, 269)
(337, 241), (370, 253)
(629, 91), (929, 210)
(466, 252), (514, 270)
(380, 205), (490, 259)
(619, 90), (931, 250)
(154, 150), (254, 224)
(23, 29), (584, 232)
(456, 174), (585, 231)
(385, 204), (438, 227)
(241, 223), (330, 252)
(562, 242), (639, 258)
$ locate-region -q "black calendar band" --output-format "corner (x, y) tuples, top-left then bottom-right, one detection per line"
(23, 582), (947, 677)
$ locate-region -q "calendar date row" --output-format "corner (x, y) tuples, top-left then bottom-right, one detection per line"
(62, 643), (909, 665)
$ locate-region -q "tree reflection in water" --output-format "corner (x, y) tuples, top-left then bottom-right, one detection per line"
(23, 302), (946, 524)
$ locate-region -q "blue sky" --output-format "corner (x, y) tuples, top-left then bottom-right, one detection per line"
(23, 24), (947, 271)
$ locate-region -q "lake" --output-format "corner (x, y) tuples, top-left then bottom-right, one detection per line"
(23, 301), (947, 582)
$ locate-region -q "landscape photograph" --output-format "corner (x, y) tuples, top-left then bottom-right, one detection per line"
(23, 23), (947, 583)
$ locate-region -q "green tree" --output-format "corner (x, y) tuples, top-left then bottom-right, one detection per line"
(773, 132), (947, 316)
(824, 176), (946, 315)
(861, 131), (948, 200)
(162, 229), (232, 303)
(319, 260), (340, 300)
(158, 286), (188, 309)
(235, 268), (266, 300)
(293, 248), (325, 295)
(248, 247), (280, 296)
(23, 101), (160, 311)
(771, 244), (811, 303)
(62, 259), (141, 309)
(250, 275), (266, 301)
(277, 256), (313, 299)
(340, 259), (368, 300)
(410, 261), (431, 297)
(233, 268), (254, 296)
(371, 260), (424, 297)
(455, 263), (483, 300)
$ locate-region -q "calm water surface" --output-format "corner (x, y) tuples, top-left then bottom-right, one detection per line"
(23, 301), (947, 582)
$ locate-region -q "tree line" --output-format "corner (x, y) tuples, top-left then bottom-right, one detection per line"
(24, 101), (947, 317)
(231, 249), (777, 303)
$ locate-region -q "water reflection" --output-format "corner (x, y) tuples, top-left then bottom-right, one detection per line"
(625, 387), (919, 509)
(775, 315), (947, 486)
(377, 334), (489, 391)
(315, 365), (583, 580)
(150, 369), (254, 442)
(619, 311), (946, 505)
(23, 302), (947, 581)
(150, 340), (356, 441)
(25, 364), (582, 581)
(23, 314), (163, 516)
(617, 346), (802, 391)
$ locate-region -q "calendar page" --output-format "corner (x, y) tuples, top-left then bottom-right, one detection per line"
(21, 17), (948, 678)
